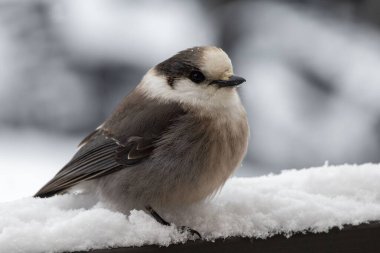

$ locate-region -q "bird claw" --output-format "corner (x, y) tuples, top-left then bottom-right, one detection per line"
(178, 226), (202, 239)
(145, 206), (202, 239)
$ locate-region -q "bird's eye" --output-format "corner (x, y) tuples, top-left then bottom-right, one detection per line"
(189, 71), (205, 84)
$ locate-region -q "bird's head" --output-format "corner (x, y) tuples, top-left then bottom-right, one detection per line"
(139, 46), (246, 109)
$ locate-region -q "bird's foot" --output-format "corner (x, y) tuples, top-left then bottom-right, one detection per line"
(178, 226), (202, 239)
(145, 205), (201, 239)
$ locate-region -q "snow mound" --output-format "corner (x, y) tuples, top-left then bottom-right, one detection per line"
(1, 163), (380, 252)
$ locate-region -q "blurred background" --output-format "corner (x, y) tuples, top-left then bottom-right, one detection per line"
(1, 0), (380, 201)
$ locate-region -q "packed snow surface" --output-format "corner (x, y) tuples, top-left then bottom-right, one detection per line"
(1, 163), (380, 252)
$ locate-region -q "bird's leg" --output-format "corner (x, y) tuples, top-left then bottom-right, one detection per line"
(145, 205), (170, 226)
(177, 226), (202, 239)
(145, 205), (202, 239)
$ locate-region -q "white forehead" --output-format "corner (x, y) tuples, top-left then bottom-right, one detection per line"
(201, 47), (233, 80)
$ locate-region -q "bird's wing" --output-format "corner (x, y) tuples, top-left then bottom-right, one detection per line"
(34, 90), (186, 198)
(34, 130), (154, 198)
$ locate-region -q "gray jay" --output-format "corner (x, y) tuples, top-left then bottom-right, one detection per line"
(34, 46), (249, 237)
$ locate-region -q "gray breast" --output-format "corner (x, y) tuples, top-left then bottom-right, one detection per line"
(138, 110), (249, 208)
(95, 103), (249, 212)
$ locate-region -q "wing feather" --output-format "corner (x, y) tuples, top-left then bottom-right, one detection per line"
(34, 131), (152, 198)
(34, 92), (186, 198)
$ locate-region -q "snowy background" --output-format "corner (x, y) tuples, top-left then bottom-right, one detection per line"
(1, 0), (380, 201)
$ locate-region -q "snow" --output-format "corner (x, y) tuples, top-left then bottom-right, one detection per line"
(1, 163), (380, 252)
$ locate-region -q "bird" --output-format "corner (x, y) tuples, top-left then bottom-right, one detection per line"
(34, 46), (249, 238)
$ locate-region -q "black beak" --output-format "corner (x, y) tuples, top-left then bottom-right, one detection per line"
(211, 75), (246, 87)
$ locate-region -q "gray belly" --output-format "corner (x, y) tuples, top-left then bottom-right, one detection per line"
(94, 115), (249, 213)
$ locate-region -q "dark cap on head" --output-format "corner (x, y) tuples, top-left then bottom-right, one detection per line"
(154, 46), (245, 88)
